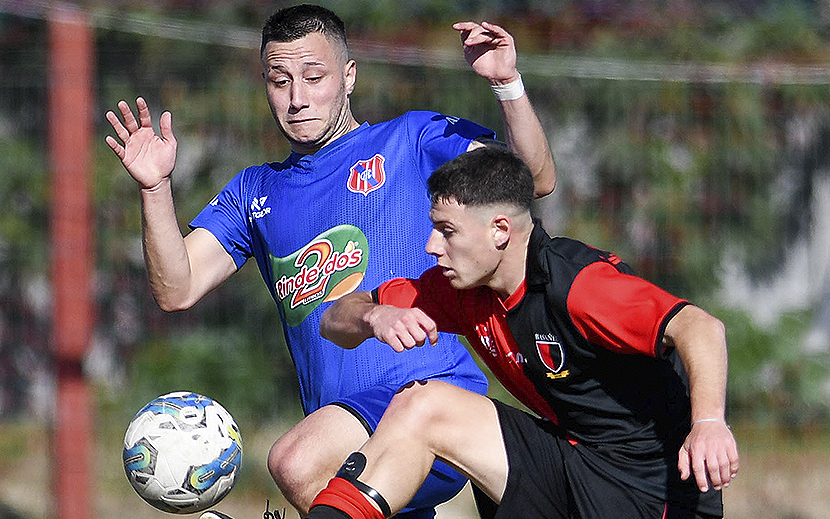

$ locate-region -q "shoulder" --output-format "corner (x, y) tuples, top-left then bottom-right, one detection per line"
(233, 162), (287, 182)
(387, 110), (483, 130)
(214, 162), (288, 206)
(548, 237), (629, 273)
(531, 229), (630, 279)
(375, 110), (443, 130)
(526, 225), (634, 300)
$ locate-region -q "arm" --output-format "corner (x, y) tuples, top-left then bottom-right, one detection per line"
(320, 291), (439, 352)
(663, 305), (740, 492)
(106, 97), (237, 311)
(454, 21), (556, 197)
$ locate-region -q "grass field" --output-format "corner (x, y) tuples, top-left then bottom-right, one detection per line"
(1, 418), (829, 519)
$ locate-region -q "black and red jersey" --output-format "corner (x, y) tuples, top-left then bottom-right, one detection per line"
(375, 222), (722, 515)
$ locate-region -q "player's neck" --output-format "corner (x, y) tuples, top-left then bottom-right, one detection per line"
(490, 217), (533, 299)
(490, 239), (531, 300)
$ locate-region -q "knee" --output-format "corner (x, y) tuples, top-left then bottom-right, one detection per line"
(268, 433), (314, 494)
(386, 380), (454, 433)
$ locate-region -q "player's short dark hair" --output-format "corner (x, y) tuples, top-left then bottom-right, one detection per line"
(427, 147), (534, 212)
(261, 4), (348, 58)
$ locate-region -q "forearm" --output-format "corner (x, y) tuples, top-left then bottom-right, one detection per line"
(139, 177), (197, 311)
(497, 91), (557, 197)
(669, 305), (739, 491)
(667, 305), (729, 421)
(320, 292), (377, 349)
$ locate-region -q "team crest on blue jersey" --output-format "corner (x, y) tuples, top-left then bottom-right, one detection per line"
(347, 154), (386, 196)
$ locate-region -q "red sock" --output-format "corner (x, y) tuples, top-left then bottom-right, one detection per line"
(310, 477), (385, 519)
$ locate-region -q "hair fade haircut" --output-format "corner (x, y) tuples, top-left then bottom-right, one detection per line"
(427, 147), (534, 212)
(261, 4), (349, 58)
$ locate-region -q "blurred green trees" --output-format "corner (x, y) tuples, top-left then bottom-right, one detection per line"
(1, 0), (829, 429)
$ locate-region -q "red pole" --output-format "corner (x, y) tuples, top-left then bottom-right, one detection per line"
(48, 4), (95, 519)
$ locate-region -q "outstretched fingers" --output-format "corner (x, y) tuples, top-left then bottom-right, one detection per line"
(103, 97), (178, 189)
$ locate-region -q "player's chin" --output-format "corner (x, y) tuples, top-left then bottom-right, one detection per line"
(447, 275), (472, 291)
(283, 123), (324, 143)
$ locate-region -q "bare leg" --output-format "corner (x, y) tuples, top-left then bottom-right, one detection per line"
(269, 404), (370, 515)
(354, 380), (508, 515)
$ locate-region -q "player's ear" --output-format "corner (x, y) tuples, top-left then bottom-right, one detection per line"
(344, 59), (357, 95)
(492, 214), (510, 250)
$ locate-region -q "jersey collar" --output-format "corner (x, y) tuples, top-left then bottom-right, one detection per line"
(525, 219), (552, 289)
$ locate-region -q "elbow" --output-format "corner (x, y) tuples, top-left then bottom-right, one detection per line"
(319, 313), (364, 350)
(319, 310), (348, 348)
(319, 318), (334, 343)
(534, 179), (555, 198)
(697, 306), (726, 338)
(533, 164), (557, 198)
(153, 292), (196, 313)
(155, 300), (189, 313)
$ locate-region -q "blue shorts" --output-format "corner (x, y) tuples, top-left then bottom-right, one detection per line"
(332, 376), (487, 519)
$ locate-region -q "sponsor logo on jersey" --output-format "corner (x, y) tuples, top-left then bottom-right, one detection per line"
(347, 154), (386, 196)
(271, 225), (369, 326)
(250, 196), (271, 219)
(536, 334), (566, 376)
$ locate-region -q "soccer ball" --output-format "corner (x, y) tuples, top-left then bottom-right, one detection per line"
(122, 391), (243, 514)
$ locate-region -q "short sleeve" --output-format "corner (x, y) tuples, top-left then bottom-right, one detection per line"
(566, 262), (688, 357)
(189, 170), (252, 269)
(407, 112), (495, 182)
(375, 267), (464, 335)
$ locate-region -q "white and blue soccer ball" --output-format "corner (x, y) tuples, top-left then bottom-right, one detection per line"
(122, 391), (243, 514)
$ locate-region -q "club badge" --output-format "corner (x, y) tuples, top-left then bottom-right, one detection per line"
(347, 154), (386, 196)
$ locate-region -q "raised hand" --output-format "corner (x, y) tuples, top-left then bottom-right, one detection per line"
(105, 97), (177, 190)
(452, 21), (519, 84)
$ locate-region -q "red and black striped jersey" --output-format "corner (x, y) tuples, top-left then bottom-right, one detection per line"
(375, 222), (722, 515)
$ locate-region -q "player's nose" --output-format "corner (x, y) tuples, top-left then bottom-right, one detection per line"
(289, 81), (310, 110)
(425, 230), (443, 257)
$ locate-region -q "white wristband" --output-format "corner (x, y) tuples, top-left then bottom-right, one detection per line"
(692, 418), (725, 425)
(490, 74), (525, 101)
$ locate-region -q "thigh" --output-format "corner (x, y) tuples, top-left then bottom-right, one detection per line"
(273, 403), (370, 473)
(338, 383), (474, 517)
(369, 380), (510, 505)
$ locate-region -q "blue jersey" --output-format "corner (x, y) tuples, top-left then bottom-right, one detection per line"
(191, 111), (492, 414)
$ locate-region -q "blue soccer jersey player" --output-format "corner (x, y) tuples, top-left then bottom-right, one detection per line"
(105, 5), (556, 518)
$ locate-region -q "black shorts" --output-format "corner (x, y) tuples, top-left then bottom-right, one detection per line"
(489, 400), (722, 519)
